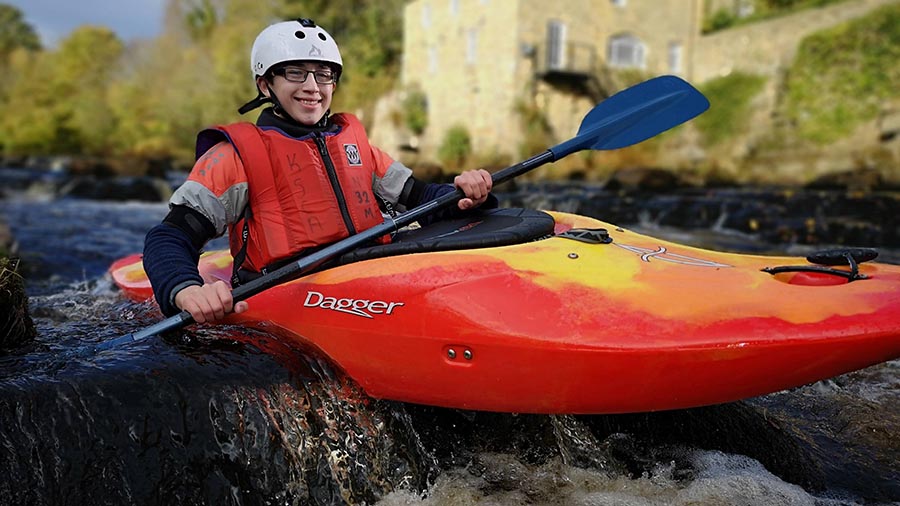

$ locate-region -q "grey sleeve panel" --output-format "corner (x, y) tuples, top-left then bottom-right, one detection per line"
(169, 180), (249, 236)
(373, 160), (413, 207)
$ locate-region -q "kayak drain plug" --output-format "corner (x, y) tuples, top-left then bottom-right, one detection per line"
(568, 253), (579, 259)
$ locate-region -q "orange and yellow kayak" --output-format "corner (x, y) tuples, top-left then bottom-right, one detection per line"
(110, 209), (900, 414)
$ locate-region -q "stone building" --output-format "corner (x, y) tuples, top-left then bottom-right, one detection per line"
(373, 0), (897, 166)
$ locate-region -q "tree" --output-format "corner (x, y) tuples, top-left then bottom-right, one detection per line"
(185, 0), (219, 41)
(2, 0), (410, 164)
(0, 51), (58, 154)
(54, 27), (125, 154)
(0, 3), (41, 134)
(0, 4), (41, 60)
(0, 27), (124, 156)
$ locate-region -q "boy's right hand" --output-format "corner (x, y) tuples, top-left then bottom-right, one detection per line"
(174, 281), (249, 323)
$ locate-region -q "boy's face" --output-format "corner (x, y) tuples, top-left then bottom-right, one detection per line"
(260, 61), (335, 125)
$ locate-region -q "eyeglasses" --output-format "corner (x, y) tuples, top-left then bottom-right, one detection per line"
(273, 67), (336, 85)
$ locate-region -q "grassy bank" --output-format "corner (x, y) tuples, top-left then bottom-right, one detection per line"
(703, 0), (850, 33)
(695, 73), (768, 146)
(780, 3), (900, 144)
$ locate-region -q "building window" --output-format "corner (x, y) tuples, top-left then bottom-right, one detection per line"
(466, 28), (478, 64)
(421, 3), (431, 28)
(608, 34), (645, 69)
(668, 41), (682, 74)
(450, 0), (460, 16)
(611, 0), (627, 6)
(428, 45), (438, 74)
(546, 20), (567, 70)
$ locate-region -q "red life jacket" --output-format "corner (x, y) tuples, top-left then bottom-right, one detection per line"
(206, 114), (386, 274)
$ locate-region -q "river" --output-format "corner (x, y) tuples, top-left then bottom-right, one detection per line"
(0, 170), (898, 505)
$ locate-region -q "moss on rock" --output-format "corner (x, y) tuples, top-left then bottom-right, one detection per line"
(0, 257), (36, 351)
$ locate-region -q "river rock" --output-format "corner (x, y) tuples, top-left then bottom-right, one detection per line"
(805, 167), (885, 192)
(57, 175), (172, 202)
(602, 167), (687, 191)
(0, 330), (414, 504)
(0, 257), (35, 351)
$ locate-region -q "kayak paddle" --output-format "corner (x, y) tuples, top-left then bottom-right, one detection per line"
(99, 74), (709, 351)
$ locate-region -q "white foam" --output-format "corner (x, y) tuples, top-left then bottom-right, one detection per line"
(375, 449), (860, 506)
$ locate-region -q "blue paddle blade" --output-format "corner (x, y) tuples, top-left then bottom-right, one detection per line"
(549, 75), (709, 159)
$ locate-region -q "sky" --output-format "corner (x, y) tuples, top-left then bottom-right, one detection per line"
(4, 0), (166, 47)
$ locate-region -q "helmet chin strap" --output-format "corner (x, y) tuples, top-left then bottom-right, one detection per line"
(239, 80), (331, 128)
(238, 91), (272, 114)
(236, 81), (282, 115)
(237, 91), (270, 115)
(265, 82), (287, 116)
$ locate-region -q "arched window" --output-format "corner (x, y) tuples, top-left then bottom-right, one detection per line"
(608, 34), (645, 69)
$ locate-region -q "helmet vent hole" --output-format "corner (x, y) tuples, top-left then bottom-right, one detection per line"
(318, 33), (327, 41)
(294, 31), (306, 39)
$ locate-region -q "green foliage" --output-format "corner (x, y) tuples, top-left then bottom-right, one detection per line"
(704, 9), (737, 33)
(401, 87), (428, 135)
(438, 125), (472, 170)
(703, 0), (848, 34)
(0, 0), (405, 164)
(0, 3), (41, 133)
(763, 0), (800, 8)
(781, 3), (900, 143)
(694, 72), (767, 146)
(185, 0), (219, 41)
(0, 4), (41, 58)
(513, 98), (553, 158)
(0, 27), (124, 156)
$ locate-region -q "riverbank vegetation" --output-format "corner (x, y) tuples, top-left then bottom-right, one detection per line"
(694, 73), (767, 146)
(779, 3), (900, 144)
(0, 1), (897, 183)
(703, 0), (850, 33)
(0, 0), (404, 168)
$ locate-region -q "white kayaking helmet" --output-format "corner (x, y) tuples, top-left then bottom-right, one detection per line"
(251, 18), (342, 77)
(239, 18), (342, 114)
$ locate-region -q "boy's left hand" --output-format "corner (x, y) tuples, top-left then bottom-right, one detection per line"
(454, 169), (492, 210)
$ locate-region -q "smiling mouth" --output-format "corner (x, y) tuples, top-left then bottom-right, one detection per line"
(295, 97), (321, 106)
